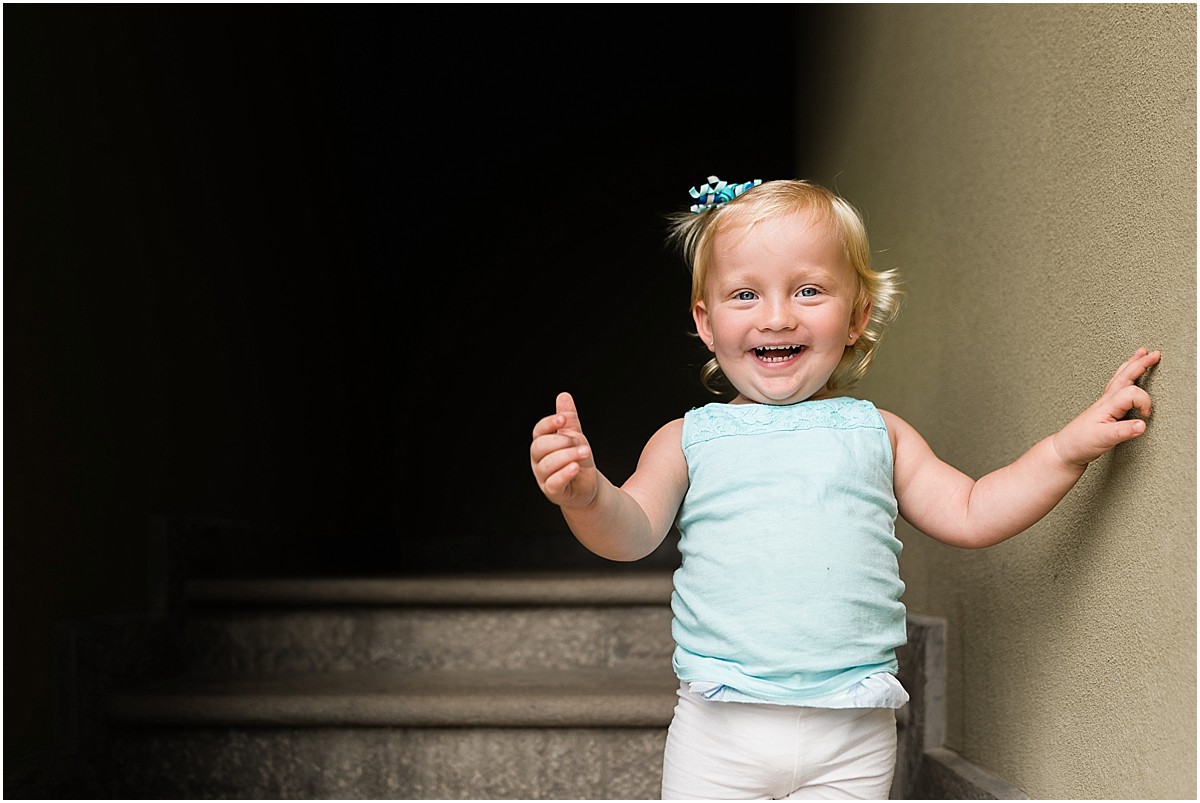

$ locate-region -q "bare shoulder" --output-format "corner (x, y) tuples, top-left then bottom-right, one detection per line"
(876, 408), (910, 434)
(631, 418), (688, 489)
(656, 417), (685, 438)
(876, 408), (905, 443)
(644, 417), (685, 457)
(875, 408), (930, 458)
(624, 417), (689, 510)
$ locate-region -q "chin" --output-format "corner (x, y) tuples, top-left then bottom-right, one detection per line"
(756, 389), (822, 405)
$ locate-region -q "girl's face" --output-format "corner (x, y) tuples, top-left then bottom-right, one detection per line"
(693, 210), (869, 406)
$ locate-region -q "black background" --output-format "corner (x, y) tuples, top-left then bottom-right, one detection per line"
(5, 3), (849, 760)
(6, 5), (838, 577)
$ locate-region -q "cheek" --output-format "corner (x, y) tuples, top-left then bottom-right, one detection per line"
(709, 314), (742, 342)
(829, 306), (857, 332)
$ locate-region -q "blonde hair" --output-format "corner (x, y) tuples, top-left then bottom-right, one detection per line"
(666, 179), (904, 397)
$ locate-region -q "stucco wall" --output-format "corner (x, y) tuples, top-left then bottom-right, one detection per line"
(806, 4), (1195, 799)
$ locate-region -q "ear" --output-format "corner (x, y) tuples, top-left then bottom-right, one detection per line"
(847, 298), (872, 345)
(693, 301), (715, 351)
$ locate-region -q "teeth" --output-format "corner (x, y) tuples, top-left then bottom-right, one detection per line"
(754, 345), (803, 362)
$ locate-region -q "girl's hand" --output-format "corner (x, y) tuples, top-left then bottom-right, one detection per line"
(530, 391), (599, 508)
(1051, 348), (1160, 468)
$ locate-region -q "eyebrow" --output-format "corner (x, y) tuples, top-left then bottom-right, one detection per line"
(718, 265), (843, 287)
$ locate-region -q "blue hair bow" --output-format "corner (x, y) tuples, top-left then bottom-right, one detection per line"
(688, 175), (762, 213)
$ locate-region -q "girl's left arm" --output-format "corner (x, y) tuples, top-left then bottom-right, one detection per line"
(884, 348), (1160, 549)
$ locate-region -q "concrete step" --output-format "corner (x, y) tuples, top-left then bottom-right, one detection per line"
(102, 720), (669, 799)
(92, 572), (680, 799)
(105, 667), (680, 728)
(182, 571), (676, 675)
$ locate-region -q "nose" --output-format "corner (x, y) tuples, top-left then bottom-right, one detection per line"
(758, 296), (797, 331)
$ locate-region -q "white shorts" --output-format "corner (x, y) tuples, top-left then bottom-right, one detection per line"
(661, 683), (897, 800)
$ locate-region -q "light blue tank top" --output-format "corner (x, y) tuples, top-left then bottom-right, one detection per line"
(671, 397), (907, 705)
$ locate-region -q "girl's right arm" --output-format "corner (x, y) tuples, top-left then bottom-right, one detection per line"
(530, 391), (688, 562)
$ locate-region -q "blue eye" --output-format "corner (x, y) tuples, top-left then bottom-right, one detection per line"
(736, 290), (757, 301)
(799, 287), (820, 297)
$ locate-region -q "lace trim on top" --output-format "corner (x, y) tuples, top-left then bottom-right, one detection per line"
(683, 397), (884, 449)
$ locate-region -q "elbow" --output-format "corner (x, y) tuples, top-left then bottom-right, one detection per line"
(574, 532), (665, 563)
(944, 526), (1028, 550)
(586, 546), (659, 563)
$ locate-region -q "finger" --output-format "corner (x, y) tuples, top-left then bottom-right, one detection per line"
(530, 432), (587, 464)
(1138, 349), (1162, 375)
(1105, 349), (1160, 393)
(532, 413), (566, 440)
(542, 460), (583, 498)
(556, 391), (577, 416)
(538, 448), (592, 497)
(534, 445), (581, 482)
(557, 390), (585, 428)
(532, 391), (583, 439)
(1108, 385), (1153, 421)
(1123, 348), (1161, 379)
(1127, 385), (1153, 419)
(1101, 417), (1149, 448)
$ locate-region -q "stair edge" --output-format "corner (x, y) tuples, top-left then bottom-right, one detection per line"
(106, 667), (681, 729)
(186, 571), (676, 607)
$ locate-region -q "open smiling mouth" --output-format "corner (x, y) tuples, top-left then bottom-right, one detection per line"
(754, 345), (805, 362)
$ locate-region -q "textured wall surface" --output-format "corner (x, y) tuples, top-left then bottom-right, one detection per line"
(807, 4), (1195, 798)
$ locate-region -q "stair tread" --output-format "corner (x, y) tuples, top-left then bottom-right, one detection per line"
(106, 667), (681, 728)
(186, 571), (675, 607)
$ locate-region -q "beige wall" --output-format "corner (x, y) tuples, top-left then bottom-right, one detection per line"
(806, 4), (1195, 799)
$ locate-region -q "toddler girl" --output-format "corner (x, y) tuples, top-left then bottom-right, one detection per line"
(529, 176), (1159, 799)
